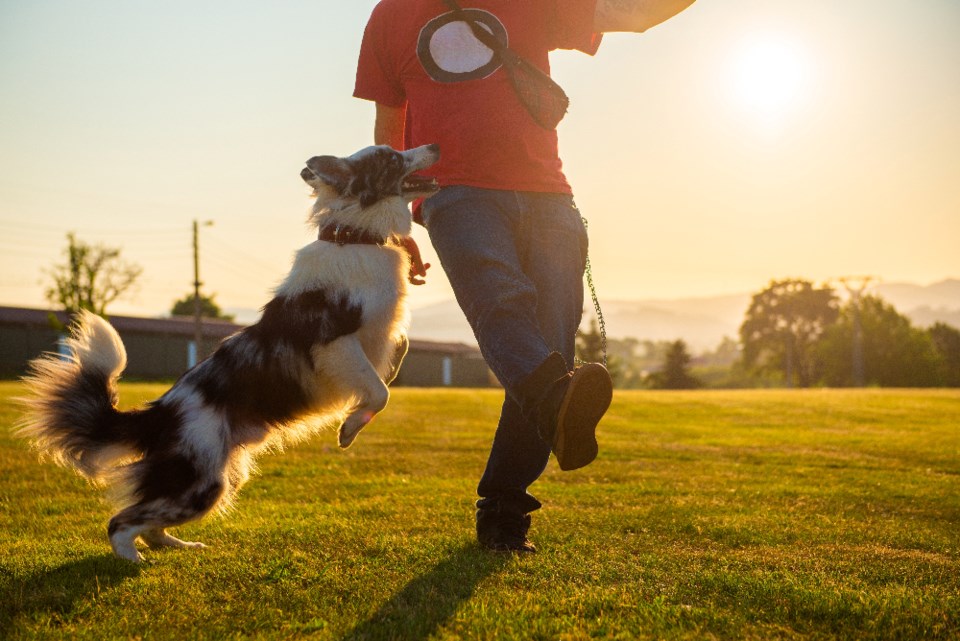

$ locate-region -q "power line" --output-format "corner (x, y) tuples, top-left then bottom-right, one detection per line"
(204, 235), (288, 276)
(0, 218), (185, 237)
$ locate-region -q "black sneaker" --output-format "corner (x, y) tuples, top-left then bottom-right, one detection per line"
(476, 508), (537, 553)
(551, 363), (613, 471)
(516, 353), (613, 472)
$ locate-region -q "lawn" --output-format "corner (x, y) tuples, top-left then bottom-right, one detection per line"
(1, 383), (958, 640)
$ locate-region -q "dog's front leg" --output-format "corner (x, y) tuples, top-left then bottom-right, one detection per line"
(323, 337), (391, 448)
(384, 334), (409, 385)
(340, 375), (389, 449)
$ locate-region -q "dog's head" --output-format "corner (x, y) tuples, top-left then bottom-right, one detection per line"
(301, 144), (440, 210)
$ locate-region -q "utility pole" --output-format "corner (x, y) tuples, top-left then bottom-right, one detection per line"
(192, 219), (214, 367)
(838, 276), (876, 387)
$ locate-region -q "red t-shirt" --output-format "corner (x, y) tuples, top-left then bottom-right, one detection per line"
(355, 0), (602, 194)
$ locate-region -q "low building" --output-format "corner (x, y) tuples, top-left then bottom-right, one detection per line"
(0, 306), (493, 387)
(395, 339), (494, 388)
(0, 306), (243, 380)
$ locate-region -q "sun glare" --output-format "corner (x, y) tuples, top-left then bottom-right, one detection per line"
(726, 33), (813, 133)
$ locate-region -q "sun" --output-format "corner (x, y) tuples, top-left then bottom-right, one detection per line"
(725, 33), (813, 133)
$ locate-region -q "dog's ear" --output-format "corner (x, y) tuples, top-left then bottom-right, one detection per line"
(301, 156), (351, 192)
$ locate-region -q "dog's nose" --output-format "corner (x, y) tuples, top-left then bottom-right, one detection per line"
(300, 167), (314, 181)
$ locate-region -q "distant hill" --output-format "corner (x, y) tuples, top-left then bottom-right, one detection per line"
(407, 295), (750, 352)
(407, 279), (960, 354)
(873, 279), (960, 323)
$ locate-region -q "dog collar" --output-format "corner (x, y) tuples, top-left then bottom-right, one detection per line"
(318, 224), (390, 247)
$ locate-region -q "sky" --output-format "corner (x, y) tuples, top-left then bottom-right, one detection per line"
(1, 0), (958, 323)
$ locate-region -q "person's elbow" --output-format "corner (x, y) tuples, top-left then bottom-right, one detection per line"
(594, 0), (697, 34)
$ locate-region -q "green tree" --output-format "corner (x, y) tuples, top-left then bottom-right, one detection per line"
(171, 293), (235, 322)
(739, 279), (840, 387)
(929, 322), (960, 387)
(44, 232), (142, 317)
(576, 318), (625, 386)
(817, 296), (942, 387)
(649, 339), (702, 389)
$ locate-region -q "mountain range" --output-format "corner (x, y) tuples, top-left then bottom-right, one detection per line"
(403, 279), (960, 353)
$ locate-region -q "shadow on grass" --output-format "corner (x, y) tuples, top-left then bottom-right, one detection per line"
(0, 554), (140, 636)
(341, 542), (509, 641)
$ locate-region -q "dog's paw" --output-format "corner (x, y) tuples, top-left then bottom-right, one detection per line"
(112, 544), (145, 563)
(338, 410), (376, 448)
(110, 531), (145, 563)
(141, 529), (207, 550)
(338, 425), (360, 449)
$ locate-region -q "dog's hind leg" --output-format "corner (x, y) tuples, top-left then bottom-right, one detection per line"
(108, 488), (222, 562)
(107, 459), (225, 562)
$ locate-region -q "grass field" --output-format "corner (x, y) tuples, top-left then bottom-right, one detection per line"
(1, 383), (958, 640)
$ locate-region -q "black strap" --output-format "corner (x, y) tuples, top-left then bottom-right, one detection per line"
(440, 0), (569, 128)
(442, 0), (524, 67)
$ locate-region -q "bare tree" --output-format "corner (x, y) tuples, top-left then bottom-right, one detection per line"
(44, 233), (143, 318)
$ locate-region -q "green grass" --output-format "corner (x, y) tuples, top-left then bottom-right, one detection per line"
(1, 383), (958, 640)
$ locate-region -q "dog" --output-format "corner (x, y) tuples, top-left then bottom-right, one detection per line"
(17, 143), (440, 562)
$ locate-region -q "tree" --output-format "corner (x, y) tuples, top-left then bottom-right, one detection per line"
(649, 339), (702, 389)
(739, 279), (840, 387)
(576, 318), (625, 386)
(929, 323), (960, 387)
(817, 296), (942, 387)
(44, 233), (142, 317)
(171, 293), (235, 322)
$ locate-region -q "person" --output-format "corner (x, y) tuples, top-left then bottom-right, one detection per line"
(354, 0), (696, 552)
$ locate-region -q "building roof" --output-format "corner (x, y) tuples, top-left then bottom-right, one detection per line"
(0, 305), (243, 339)
(0, 305), (482, 355)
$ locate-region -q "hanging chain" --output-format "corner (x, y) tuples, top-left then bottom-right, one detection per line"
(578, 216), (607, 368)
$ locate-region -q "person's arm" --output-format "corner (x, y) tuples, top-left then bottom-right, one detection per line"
(373, 102), (430, 285)
(375, 103), (406, 148)
(593, 0), (696, 33)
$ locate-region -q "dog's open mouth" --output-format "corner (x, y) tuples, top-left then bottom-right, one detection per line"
(402, 175), (440, 196)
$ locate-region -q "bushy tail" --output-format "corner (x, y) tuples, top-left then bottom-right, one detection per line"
(16, 310), (134, 482)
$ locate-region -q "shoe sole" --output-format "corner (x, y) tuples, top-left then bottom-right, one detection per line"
(553, 363), (612, 471)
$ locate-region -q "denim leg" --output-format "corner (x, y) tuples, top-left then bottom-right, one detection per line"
(421, 186), (552, 390)
(519, 192), (588, 369)
(478, 192), (589, 511)
(422, 187), (587, 514)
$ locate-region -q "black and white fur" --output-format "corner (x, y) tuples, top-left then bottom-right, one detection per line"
(17, 144), (440, 562)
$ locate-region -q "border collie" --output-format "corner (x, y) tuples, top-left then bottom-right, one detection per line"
(17, 144), (440, 562)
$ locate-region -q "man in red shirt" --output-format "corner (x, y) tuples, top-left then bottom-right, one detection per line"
(355, 0), (696, 552)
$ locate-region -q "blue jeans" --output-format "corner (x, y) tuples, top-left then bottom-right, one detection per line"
(421, 186), (588, 514)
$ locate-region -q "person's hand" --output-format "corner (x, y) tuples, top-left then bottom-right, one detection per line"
(399, 236), (431, 285)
